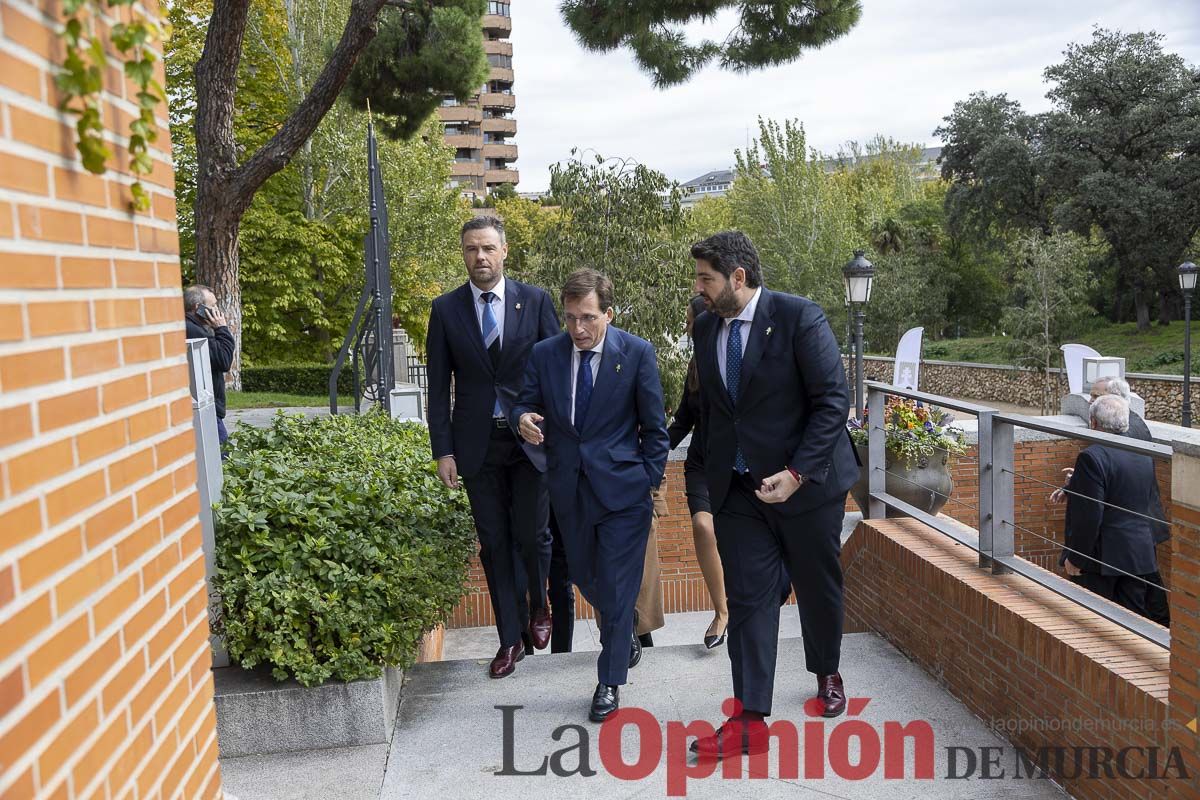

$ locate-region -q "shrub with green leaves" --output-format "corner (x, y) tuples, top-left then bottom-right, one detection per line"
(240, 364), (355, 397)
(213, 411), (474, 686)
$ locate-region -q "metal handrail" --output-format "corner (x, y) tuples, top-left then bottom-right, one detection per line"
(863, 380), (1171, 649)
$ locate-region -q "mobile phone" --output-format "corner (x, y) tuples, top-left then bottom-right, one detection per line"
(196, 305), (211, 321)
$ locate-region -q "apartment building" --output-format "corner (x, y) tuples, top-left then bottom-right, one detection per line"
(438, 1), (519, 198)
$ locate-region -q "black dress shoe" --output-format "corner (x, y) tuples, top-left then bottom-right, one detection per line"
(589, 683), (619, 722)
(629, 633), (642, 668)
(703, 630), (727, 650)
(638, 632), (654, 648)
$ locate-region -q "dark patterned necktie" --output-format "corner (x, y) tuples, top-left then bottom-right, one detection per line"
(726, 320), (748, 473)
(574, 351), (594, 434)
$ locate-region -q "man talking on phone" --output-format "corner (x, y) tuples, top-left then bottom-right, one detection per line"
(184, 285), (236, 445)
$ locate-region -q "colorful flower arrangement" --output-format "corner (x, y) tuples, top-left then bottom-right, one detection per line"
(847, 397), (968, 465)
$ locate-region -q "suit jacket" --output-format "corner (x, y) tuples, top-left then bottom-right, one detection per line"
(511, 326), (670, 515)
(693, 288), (858, 516)
(426, 278), (559, 478)
(184, 316), (235, 419)
(1122, 411), (1170, 544)
(1062, 444), (1159, 576)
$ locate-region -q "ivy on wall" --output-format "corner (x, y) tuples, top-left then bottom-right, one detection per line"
(57, 0), (165, 211)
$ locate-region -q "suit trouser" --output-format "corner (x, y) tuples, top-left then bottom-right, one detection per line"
(1073, 571), (1170, 628)
(714, 474), (846, 716)
(464, 427), (551, 648)
(558, 475), (652, 686)
(547, 509), (575, 653)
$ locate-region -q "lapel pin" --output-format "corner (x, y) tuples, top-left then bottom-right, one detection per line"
(765, 326), (773, 336)
(515, 303), (521, 310)
(616, 363), (622, 373)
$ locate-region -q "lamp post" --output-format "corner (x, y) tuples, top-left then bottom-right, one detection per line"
(1180, 261), (1197, 428)
(843, 250), (875, 420)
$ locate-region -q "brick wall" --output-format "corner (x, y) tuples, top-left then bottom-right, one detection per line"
(1168, 448), (1200, 788)
(843, 517), (1173, 800)
(0, 1), (222, 797)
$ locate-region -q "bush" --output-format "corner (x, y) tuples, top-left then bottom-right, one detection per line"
(213, 411), (475, 685)
(241, 364), (355, 397)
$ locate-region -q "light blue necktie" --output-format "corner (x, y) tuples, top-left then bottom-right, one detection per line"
(481, 292), (502, 416)
(726, 320), (748, 473)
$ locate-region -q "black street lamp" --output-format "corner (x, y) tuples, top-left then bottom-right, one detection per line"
(843, 250), (875, 420)
(1180, 261), (1197, 428)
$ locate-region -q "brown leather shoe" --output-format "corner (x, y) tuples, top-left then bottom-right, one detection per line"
(489, 642), (525, 679)
(529, 608), (552, 651)
(689, 717), (769, 758)
(817, 673), (846, 717)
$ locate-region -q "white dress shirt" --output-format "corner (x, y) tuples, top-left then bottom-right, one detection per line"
(716, 286), (762, 385)
(569, 334), (606, 426)
(469, 276), (506, 347)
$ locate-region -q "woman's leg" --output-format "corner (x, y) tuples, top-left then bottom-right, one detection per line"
(692, 511), (728, 635)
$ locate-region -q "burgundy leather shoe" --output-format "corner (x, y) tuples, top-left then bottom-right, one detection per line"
(816, 673), (846, 717)
(689, 717), (769, 758)
(489, 642), (525, 679)
(529, 608), (552, 651)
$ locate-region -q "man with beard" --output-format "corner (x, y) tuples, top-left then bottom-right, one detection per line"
(687, 231), (859, 758)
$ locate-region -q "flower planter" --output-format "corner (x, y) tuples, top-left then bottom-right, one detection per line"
(849, 444), (954, 518)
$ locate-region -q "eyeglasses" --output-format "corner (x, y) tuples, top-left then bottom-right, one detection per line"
(564, 313), (603, 327)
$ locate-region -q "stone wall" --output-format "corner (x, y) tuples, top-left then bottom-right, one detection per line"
(848, 355), (1195, 422)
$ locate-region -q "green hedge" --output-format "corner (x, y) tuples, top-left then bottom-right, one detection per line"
(213, 411), (475, 686)
(241, 364), (355, 396)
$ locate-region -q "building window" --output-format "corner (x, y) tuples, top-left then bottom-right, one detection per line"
(487, 1), (510, 16)
(487, 54), (512, 69)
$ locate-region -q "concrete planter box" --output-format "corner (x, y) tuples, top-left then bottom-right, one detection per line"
(213, 626), (444, 757)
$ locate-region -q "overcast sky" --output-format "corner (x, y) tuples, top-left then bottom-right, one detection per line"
(508, 0), (1200, 192)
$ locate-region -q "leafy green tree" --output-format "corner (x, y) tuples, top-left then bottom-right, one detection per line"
(937, 29), (1200, 331)
(1002, 231), (1099, 413)
(527, 152), (693, 405)
(492, 196), (556, 276)
(561, 0), (862, 87)
(685, 195), (735, 239)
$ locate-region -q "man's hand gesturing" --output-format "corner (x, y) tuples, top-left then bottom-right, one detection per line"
(518, 413), (544, 445)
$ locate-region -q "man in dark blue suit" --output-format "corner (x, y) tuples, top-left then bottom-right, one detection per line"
(687, 231), (859, 758)
(512, 269), (670, 722)
(427, 216), (560, 679)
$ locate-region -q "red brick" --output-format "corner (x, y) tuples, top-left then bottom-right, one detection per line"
(38, 699), (100, 785)
(86, 215), (136, 249)
(18, 527), (82, 589)
(55, 167), (109, 207)
(0, 4), (64, 61)
(76, 418), (127, 463)
(93, 298), (143, 329)
(85, 497), (136, 549)
(0, 498), (43, 550)
(157, 261), (182, 288)
(102, 373), (149, 412)
(39, 387), (99, 431)
(127, 406), (168, 442)
(55, 551), (116, 615)
(93, 573), (140, 635)
(136, 223), (179, 255)
(27, 612), (90, 684)
(0, 404), (35, 447)
(121, 332), (162, 363)
(0, 347), (65, 390)
(69, 339), (122, 378)
(6, 437), (74, 494)
(0, 152), (49, 194)
(0, 566), (13, 609)
(0, 666), (23, 719)
(27, 300), (91, 337)
(45, 469), (107, 525)
(154, 429), (193, 467)
(0, 690), (61, 772)
(114, 260), (156, 288)
(60, 257), (113, 289)
(0, 50), (42, 100)
(71, 708), (128, 793)
(149, 363), (188, 397)
(0, 252), (57, 288)
(143, 296), (181, 325)
(0, 304), (24, 341)
(107, 446), (155, 493)
(124, 589), (166, 646)
(18, 205), (85, 244)
(0, 593), (52, 662)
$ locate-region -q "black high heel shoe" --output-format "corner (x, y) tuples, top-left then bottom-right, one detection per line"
(703, 624), (727, 649)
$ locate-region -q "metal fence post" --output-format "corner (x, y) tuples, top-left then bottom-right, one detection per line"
(990, 417), (1015, 575)
(976, 410), (994, 571)
(867, 387), (886, 520)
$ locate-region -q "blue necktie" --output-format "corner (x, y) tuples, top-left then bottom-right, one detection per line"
(574, 351), (594, 434)
(481, 292), (502, 416)
(726, 320), (748, 473)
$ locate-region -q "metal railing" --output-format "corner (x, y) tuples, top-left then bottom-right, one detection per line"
(863, 380), (1172, 649)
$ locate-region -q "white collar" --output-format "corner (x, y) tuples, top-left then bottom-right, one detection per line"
(574, 331), (607, 356)
(469, 275), (506, 302)
(724, 286), (762, 326)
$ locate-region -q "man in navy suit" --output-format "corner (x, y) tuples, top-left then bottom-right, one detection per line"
(513, 269), (670, 722)
(687, 231), (859, 758)
(427, 216), (560, 679)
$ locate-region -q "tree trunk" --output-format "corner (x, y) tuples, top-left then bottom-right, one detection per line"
(1158, 291), (1172, 326)
(190, 0), (388, 387)
(1134, 284), (1151, 332)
